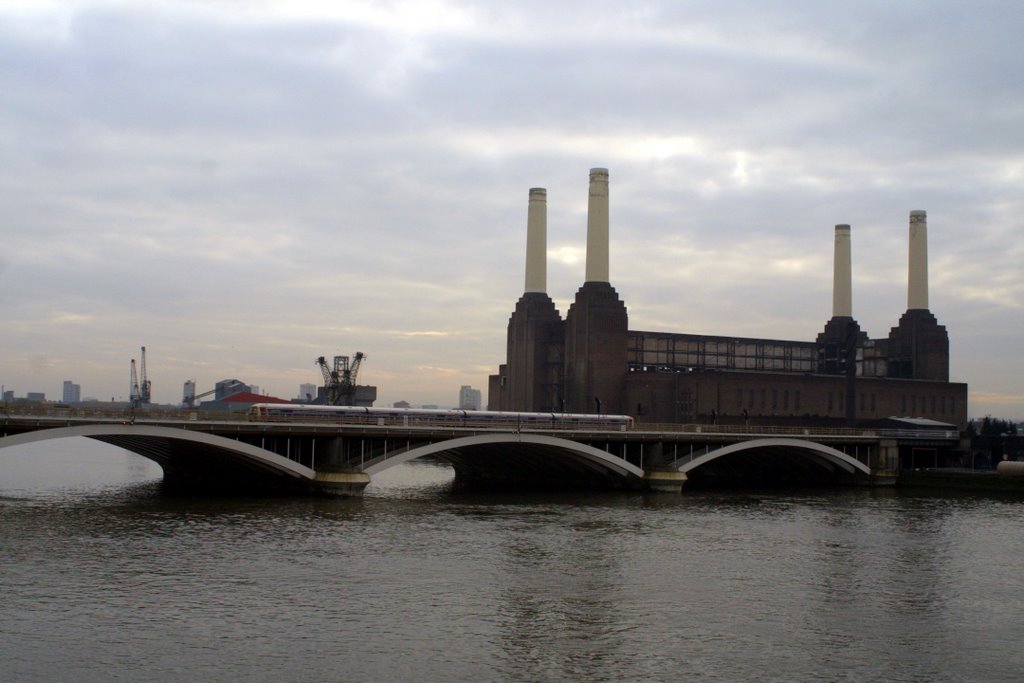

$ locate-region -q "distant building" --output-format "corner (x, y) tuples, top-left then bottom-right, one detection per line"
(393, 400), (411, 409)
(200, 391), (292, 414)
(182, 379), (250, 407)
(299, 383), (317, 402)
(459, 385), (482, 411)
(80, 399), (133, 409)
(355, 386), (377, 406)
(315, 384), (377, 407)
(3, 390), (14, 402)
(27, 392), (45, 402)
(62, 381), (81, 404)
(215, 379), (251, 400)
(182, 380), (196, 406)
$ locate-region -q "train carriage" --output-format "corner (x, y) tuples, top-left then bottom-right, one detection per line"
(248, 403), (633, 430)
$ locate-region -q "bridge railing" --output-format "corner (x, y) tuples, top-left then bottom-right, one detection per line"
(635, 422), (960, 442)
(634, 422), (875, 437)
(874, 428), (960, 440)
(0, 404), (242, 423)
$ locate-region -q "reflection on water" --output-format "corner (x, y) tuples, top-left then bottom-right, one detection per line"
(0, 438), (164, 503)
(2, 439), (1024, 681)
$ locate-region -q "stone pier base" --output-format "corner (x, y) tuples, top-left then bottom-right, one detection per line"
(643, 469), (687, 493)
(310, 471), (371, 497)
(871, 471), (899, 487)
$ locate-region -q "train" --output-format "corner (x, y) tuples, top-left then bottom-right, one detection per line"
(247, 403), (634, 430)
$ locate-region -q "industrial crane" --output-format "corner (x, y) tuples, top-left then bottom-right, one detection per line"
(315, 352), (365, 406)
(129, 359), (141, 408)
(128, 346), (152, 408)
(140, 346), (152, 404)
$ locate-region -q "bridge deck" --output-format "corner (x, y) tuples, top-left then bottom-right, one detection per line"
(1, 407), (960, 496)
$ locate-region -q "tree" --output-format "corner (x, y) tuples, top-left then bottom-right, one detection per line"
(979, 415), (1018, 436)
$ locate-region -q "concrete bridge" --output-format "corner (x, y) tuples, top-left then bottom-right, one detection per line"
(1, 409), (956, 496)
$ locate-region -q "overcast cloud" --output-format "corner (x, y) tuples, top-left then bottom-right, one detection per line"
(1, 0), (1022, 417)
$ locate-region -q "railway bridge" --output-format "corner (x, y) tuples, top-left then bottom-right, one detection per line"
(0, 409), (957, 496)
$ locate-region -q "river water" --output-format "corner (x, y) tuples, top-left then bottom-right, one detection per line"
(2, 438), (1023, 682)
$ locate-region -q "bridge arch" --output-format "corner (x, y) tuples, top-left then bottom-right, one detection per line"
(0, 424), (314, 489)
(362, 432), (645, 487)
(675, 437), (871, 479)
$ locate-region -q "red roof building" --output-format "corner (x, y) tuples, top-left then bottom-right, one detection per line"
(222, 392), (292, 405)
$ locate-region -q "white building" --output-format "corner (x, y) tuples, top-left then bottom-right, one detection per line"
(459, 385), (482, 411)
(62, 380), (81, 404)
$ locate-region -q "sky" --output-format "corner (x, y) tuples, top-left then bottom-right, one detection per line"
(1, 0), (1022, 418)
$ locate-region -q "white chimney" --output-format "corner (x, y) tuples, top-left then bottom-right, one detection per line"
(908, 210), (929, 310)
(584, 168), (610, 283)
(832, 224), (852, 318)
(524, 188), (547, 293)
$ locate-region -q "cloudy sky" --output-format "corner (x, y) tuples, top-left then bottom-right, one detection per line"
(2, 0), (1022, 418)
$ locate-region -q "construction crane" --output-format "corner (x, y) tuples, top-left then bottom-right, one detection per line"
(315, 352), (365, 406)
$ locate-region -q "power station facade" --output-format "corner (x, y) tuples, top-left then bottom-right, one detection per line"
(488, 169), (968, 429)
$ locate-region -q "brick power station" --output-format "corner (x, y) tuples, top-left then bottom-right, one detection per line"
(489, 169), (967, 429)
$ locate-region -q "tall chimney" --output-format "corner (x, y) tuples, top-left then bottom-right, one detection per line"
(908, 210), (929, 310)
(832, 224), (852, 318)
(524, 188), (547, 293)
(584, 167), (610, 283)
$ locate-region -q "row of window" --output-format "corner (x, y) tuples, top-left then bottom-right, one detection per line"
(825, 392), (867, 413)
(631, 336), (817, 373)
(735, 388), (802, 413)
(732, 389), (958, 418)
(824, 392), (956, 416)
(902, 394), (956, 417)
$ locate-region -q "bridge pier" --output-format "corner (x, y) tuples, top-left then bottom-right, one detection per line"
(640, 442), (687, 492)
(870, 439), (900, 486)
(310, 437), (370, 497)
